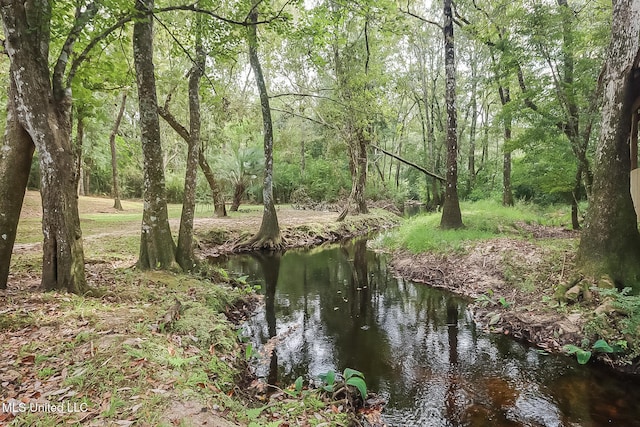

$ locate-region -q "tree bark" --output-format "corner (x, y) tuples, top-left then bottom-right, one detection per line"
(176, 34), (205, 271)
(440, 0), (464, 229)
(110, 92), (127, 211)
(133, 0), (177, 270)
(231, 182), (245, 212)
(245, 6), (282, 249)
(577, 0), (640, 287)
(75, 110), (85, 196)
(1, 1), (88, 293)
(0, 78), (35, 289)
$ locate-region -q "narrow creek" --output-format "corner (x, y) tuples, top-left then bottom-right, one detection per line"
(217, 238), (640, 426)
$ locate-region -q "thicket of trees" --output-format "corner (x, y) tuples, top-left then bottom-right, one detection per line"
(0, 0), (638, 292)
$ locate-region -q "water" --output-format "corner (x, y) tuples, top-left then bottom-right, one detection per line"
(217, 238), (640, 426)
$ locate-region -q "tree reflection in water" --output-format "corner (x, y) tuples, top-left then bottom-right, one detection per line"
(219, 238), (640, 427)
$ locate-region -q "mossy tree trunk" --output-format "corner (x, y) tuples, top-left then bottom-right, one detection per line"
(176, 25), (205, 272)
(245, 7), (283, 250)
(133, 0), (177, 270)
(1, 1), (89, 293)
(577, 0), (640, 287)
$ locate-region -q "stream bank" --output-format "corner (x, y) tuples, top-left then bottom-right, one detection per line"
(387, 222), (640, 376)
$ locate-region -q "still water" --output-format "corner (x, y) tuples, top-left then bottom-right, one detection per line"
(218, 238), (640, 426)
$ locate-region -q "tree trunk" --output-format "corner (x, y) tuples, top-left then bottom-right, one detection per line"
(577, 0), (640, 287)
(0, 79), (35, 289)
(176, 32), (205, 272)
(440, 0), (464, 229)
(1, 2), (88, 293)
(157, 96), (227, 218)
(198, 151), (227, 217)
(133, 0), (177, 270)
(571, 164), (582, 230)
(75, 111), (85, 196)
(110, 92), (127, 211)
(231, 182), (245, 212)
(245, 7), (282, 249)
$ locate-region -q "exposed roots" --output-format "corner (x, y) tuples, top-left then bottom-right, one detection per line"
(233, 233), (287, 252)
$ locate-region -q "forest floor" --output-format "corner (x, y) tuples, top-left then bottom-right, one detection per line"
(1, 192), (398, 427)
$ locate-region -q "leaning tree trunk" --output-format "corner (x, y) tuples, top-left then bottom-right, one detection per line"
(0, 79), (35, 289)
(176, 33), (205, 272)
(198, 151), (227, 217)
(133, 0), (177, 270)
(440, 0), (464, 229)
(245, 7), (282, 249)
(231, 182), (245, 212)
(1, 2), (88, 293)
(110, 92), (127, 211)
(577, 0), (640, 287)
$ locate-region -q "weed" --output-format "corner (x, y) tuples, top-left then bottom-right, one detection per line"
(37, 367), (55, 379)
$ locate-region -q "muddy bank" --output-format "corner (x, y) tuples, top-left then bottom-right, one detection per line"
(389, 227), (639, 375)
(196, 208), (401, 258)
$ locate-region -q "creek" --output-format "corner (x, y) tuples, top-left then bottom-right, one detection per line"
(217, 238), (640, 426)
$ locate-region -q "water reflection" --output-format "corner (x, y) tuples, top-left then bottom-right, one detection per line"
(219, 239), (640, 426)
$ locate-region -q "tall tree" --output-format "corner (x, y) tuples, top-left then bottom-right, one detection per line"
(133, 0), (178, 270)
(175, 19), (206, 271)
(245, 5), (283, 249)
(577, 0), (640, 287)
(0, 1), (97, 292)
(440, 0), (464, 229)
(109, 92), (127, 210)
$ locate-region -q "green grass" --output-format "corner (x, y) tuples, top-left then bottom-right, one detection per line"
(375, 199), (572, 254)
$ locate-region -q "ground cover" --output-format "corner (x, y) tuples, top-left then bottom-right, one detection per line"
(1, 192), (398, 426)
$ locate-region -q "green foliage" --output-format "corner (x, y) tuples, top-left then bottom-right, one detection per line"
(563, 338), (624, 365)
(475, 290), (511, 309)
(318, 367), (367, 400)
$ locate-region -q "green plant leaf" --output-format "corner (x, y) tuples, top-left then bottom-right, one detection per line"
(343, 368), (364, 381)
(563, 344), (581, 355)
(576, 349), (592, 364)
(294, 375), (303, 393)
(319, 369), (336, 386)
(346, 376), (368, 399)
(592, 339), (614, 353)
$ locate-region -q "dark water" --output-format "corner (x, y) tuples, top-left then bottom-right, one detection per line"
(218, 239), (640, 427)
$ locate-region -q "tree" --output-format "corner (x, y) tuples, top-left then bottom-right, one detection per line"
(0, 1), (97, 292)
(133, 0), (178, 270)
(175, 20), (206, 272)
(439, 0), (464, 229)
(244, 5), (283, 249)
(0, 78), (34, 290)
(109, 92), (127, 210)
(577, 0), (640, 287)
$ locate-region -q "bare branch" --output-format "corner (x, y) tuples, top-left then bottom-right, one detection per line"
(155, 3), (290, 26)
(271, 107), (337, 130)
(399, 0), (442, 29)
